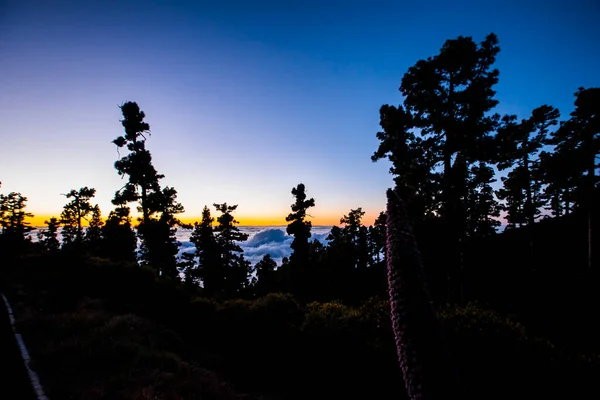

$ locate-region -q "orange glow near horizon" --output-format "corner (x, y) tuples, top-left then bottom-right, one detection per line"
(29, 212), (379, 228)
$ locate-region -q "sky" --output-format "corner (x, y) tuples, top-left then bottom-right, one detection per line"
(0, 0), (598, 226)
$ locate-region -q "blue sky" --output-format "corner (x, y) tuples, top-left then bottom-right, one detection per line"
(0, 0), (598, 225)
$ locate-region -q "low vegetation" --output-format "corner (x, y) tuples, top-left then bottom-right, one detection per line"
(3, 255), (598, 400)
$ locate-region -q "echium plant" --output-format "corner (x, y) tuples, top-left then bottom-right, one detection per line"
(385, 188), (459, 399)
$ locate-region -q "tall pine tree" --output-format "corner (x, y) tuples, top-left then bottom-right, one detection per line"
(38, 217), (61, 252)
(189, 205), (221, 294)
(0, 192), (33, 237)
(214, 203), (251, 297)
(112, 102), (186, 276)
(285, 183), (315, 297)
(60, 187), (96, 248)
(0, 191), (34, 256)
(392, 33), (502, 304)
(372, 105), (440, 224)
(496, 106), (560, 227)
(549, 88), (599, 269)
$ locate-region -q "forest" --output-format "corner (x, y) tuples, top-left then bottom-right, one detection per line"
(1, 33), (599, 400)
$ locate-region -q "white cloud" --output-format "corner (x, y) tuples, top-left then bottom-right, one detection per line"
(31, 225), (334, 267)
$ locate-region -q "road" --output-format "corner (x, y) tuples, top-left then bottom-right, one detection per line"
(0, 293), (40, 400)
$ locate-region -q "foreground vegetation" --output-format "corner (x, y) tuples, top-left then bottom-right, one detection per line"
(2, 255), (598, 400)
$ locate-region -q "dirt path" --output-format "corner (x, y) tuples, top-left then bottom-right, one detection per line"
(0, 293), (41, 400)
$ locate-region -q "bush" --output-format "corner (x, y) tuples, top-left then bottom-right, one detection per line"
(439, 303), (596, 399)
(251, 292), (303, 329)
(17, 299), (244, 400)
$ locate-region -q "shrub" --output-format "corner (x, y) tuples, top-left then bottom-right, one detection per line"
(17, 299), (244, 400)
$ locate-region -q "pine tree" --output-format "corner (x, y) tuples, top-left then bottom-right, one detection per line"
(372, 105), (440, 224)
(285, 183), (315, 296)
(38, 217), (61, 252)
(189, 205), (221, 293)
(550, 87), (599, 269)
(0, 192), (34, 240)
(0, 192), (34, 255)
(285, 183), (315, 266)
(112, 102), (186, 275)
(368, 211), (387, 264)
(254, 253), (277, 297)
(465, 162), (501, 236)
(214, 203), (251, 296)
(84, 205), (103, 254)
(497, 168), (527, 228)
(60, 187), (96, 246)
(339, 208), (370, 269)
(112, 101), (163, 225)
(138, 187), (186, 278)
(539, 149), (577, 217)
(378, 33), (502, 304)
(101, 206), (137, 263)
(400, 33), (501, 235)
(496, 106), (560, 227)
(179, 252), (197, 286)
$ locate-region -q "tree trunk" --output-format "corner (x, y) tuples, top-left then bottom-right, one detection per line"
(587, 161), (594, 270)
(588, 210), (592, 270)
(141, 186), (149, 224)
(523, 152), (536, 270)
(443, 143), (454, 303)
(77, 196), (82, 242)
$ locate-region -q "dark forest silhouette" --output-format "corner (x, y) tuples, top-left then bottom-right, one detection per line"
(0, 33), (599, 400)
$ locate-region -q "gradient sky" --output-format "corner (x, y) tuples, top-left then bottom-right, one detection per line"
(1, 0), (598, 226)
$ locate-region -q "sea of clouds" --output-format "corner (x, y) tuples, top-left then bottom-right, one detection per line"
(30, 226), (333, 266)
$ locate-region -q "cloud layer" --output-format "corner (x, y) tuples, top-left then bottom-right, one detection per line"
(177, 226), (332, 265)
(31, 225), (333, 267)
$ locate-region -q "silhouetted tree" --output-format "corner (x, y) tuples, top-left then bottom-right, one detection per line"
(401, 33), (500, 223)
(307, 237), (326, 271)
(189, 205), (221, 294)
(399, 33), (501, 304)
(0, 191), (33, 256)
(285, 183), (315, 296)
(112, 102), (186, 275)
(0, 192), (34, 241)
(465, 162), (500, 236)
(550, 87), (599, 269)
(84, 205), (103, 254)
(138, 186), (186, 278)
(101, 206), (137, 263)
(497, 168), (527, 228)
(254, 253), (277, 297)
(60, 187), (96, 246)
(497, 106), (560, 227)
(179, 251), (197, 287)
(286, 184), (315, 264)
(214, 203), (251, 296)
(340, 208), (364, 244)
(112, 101), (163, 226)
(372, 105), (439, 224)
(37, 217), (61, 252)
(539, 148), (577, 217)
(368, 211), (387, 264)
(339, 208), (370, 269)
(322, 218), (354, 301)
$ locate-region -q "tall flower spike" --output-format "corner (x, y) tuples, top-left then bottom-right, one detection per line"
(385, 188), (460, 399)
